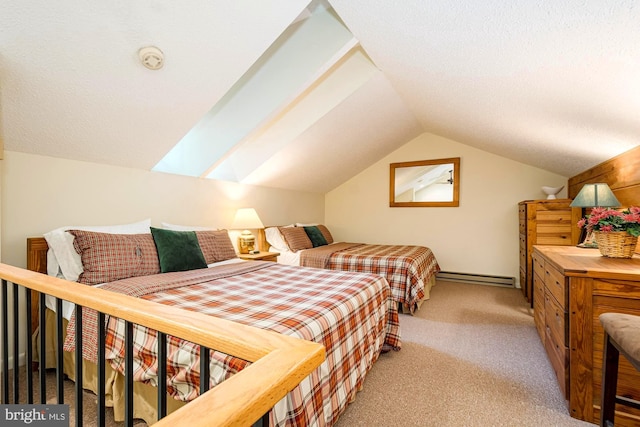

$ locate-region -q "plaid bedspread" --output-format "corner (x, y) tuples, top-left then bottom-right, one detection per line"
(64, 262), (400, 427)
(299, 242), (362, 269)
(301, 244), (440, 313)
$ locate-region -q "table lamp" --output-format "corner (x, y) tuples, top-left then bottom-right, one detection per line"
(231, 208), (264, 254)
(570, 183), (620, 248)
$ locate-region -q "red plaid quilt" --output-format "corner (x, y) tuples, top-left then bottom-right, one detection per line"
(64, 262), (400, 427)
(301, 244), (440, 313)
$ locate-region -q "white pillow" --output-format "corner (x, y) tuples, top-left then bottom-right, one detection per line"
(265, 225), (294, 252)
(161, 222), (216, 231)
(43, 219), (151, 282)
(295, 222), (318, 227)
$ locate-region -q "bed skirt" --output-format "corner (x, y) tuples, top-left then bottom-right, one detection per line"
(400, 274), (436, 314)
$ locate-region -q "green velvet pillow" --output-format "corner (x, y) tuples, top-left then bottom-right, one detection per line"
(303, 226), (328, 247)
(150, 227), (208, 273)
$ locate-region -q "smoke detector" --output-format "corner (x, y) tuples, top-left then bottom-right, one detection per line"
(139, 46), (164, 70)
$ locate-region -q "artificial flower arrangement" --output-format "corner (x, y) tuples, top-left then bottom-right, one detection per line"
(577, 206), (640, 237)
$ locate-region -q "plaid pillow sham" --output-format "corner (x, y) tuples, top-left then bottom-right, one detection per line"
(316, 224), (334, 244)
(279, 227), (313, 252)
(195, 229), (237, 263)
(70, 230), (160, 285)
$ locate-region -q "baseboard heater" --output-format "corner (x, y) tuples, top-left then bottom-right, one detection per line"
(436, 271), (515, 287)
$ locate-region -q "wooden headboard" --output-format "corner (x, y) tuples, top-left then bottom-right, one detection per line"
(26, 237), (49, 333)
(27, 237), (48, 274)
(257, 228), (268, 252)
(568, 145), (640, 206)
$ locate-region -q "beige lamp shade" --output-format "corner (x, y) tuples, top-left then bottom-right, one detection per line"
(231, 208), (264, 254)
(231, 208), (264, 229)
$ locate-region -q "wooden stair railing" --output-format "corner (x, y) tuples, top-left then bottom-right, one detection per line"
(0, 261), (326, 426)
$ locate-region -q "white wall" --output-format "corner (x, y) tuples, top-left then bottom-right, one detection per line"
(325, 132), (569, 286)
(1, 151), (325, 268)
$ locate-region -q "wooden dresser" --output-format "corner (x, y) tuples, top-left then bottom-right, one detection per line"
(518, 199), (581, 304)
(532, 245), (640, 426)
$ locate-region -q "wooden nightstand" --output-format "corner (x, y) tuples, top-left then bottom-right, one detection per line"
(237, 251), (280, 262)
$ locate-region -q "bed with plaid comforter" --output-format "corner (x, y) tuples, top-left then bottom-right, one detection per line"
(64, 261), (400, 427)
(300, 243), (440, 313)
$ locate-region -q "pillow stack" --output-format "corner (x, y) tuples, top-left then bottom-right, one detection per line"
(63, 226), (239, 284)
(272, 224), (334, 252)
(302, 226), (327, 247)
(149, 227), (239, 273)
(44, 218), (152, 282)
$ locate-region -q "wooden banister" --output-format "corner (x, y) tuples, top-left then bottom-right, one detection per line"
(0, 261), (325, 426)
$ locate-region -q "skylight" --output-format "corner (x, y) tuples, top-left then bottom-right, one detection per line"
(153, 2), (376, 181)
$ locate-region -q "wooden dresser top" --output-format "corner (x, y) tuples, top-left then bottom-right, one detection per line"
(533, 245), (640, 281)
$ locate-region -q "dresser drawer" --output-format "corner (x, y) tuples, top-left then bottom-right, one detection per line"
(519, 237), (527, 271)
(545, 291), (567, 347)
(545, 329), (568, 398)
(536, 209), (573, 245)
(533, 273), (545, 342)
(532, 252), (545, 281)
(544, 264), (567, 310)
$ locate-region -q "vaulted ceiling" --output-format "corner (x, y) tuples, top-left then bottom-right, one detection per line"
(2, 1), (639, 194)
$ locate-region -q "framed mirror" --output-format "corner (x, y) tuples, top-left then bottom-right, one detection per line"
(389, 157), (460, 207)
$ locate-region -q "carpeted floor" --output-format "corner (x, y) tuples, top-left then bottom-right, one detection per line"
(5, 368), (144, 426)
(334, 280), (594, 426)
(8, 280), (595, 426)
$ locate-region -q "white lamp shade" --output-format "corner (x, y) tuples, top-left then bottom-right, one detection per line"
(230, 208), (264, 230)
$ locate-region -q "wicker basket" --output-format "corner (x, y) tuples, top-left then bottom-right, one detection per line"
(594, 231), (638, 258)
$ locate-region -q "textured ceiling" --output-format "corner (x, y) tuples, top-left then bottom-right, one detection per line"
(2, 0), (639, 194)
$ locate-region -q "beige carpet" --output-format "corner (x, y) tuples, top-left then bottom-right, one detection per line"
(6, 368), (144, 426)
(9, 280), (595, 426)
(334, 280), (594, 426)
